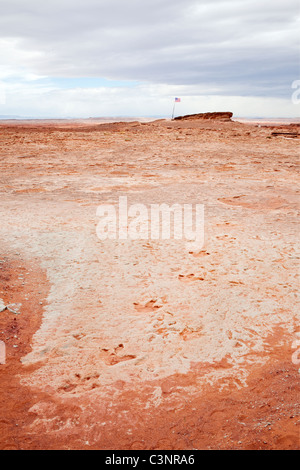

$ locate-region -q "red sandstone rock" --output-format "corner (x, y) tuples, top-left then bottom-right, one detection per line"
(0, 118), (298, 450)
(174, 112), (233, 121)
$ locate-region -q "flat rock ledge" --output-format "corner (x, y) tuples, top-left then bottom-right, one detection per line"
(174, 112), (233, 121)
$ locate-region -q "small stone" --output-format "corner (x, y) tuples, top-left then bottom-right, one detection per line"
(7, 303), (22, 315)
(0, 299), (6, 313)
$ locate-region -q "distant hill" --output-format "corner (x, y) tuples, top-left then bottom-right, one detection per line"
(0, 115), (25, 119)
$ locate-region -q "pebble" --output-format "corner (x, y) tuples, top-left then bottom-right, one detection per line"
(7, 303), (22, 315)
(0, 298), (6, 313)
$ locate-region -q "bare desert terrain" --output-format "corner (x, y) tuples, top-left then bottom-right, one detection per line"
(0, 117), (299, 450)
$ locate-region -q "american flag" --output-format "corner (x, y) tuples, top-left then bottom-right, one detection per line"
(175, 97), (181, 102)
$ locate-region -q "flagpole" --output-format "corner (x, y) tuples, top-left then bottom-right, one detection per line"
(171, 101), (176, 120)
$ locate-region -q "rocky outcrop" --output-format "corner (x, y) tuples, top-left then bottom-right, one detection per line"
(174, 112), (233, 121)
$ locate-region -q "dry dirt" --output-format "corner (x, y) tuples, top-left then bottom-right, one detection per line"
(0, 118), (299, 450)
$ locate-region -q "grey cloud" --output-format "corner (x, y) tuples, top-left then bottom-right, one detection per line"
(0, 0), (299, 98)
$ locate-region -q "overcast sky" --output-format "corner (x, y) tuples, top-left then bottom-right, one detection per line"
(0, 0), (299, 118)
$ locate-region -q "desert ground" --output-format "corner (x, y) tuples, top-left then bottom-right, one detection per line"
(0, 116), (299, 450)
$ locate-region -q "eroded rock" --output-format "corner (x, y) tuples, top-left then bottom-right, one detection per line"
(174, 112), (233, 121)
